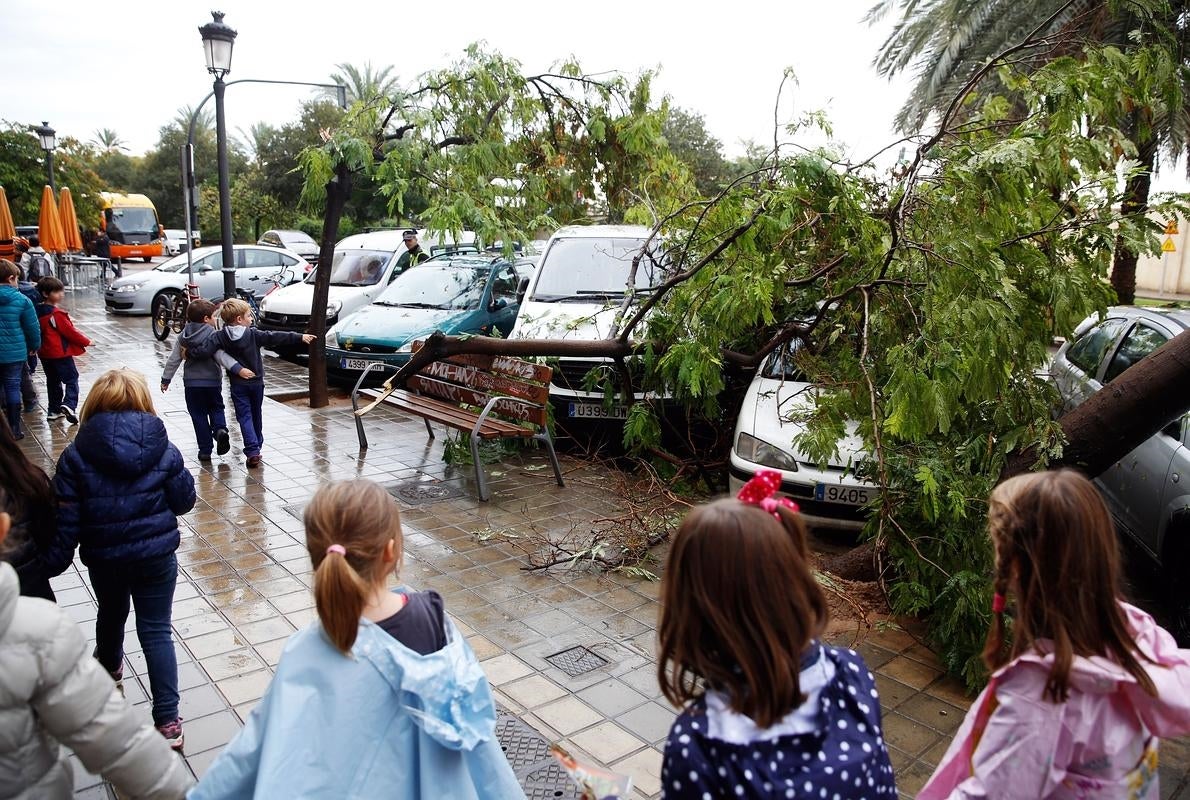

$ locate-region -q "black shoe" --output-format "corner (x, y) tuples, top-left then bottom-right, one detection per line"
(46, 411), (63, 421)
(198, 453), (212, 463)
(61, 407), (78, 425)
(214, 428), (231, 456)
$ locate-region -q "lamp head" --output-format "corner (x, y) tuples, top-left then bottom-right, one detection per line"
(199, 11), (237, 78)
(34, 121), (56, 152)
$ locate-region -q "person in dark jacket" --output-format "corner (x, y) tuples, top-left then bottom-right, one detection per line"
(0, 260), (41, 439)
(47, 368), (196, 751)
(394, 229), (431, 271)
(160, 299), (237, 462)
(0, 417), (56, 600)
(92, 227), (118, 280)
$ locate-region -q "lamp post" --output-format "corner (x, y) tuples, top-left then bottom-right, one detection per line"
(199, 10), (238, 300)
(34, 121), (57, 194)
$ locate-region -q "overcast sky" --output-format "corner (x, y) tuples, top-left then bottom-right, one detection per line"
(3, 0), (915, 164)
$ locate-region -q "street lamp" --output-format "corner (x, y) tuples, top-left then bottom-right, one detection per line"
(34, 121), (57, 194)
(199, 10), (238, 300)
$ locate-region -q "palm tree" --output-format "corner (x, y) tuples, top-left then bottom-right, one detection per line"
(91, 128), (127, 153)
(869, 0), (1190, 303)
(172, 106), (215, 135)
(237, 122), (277, 165)
(328, 61), (398, 104)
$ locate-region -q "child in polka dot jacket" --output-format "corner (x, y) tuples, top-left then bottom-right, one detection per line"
(656, 471), (896, 800)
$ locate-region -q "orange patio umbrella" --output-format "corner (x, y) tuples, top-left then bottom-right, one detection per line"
(37, 185), (66, 254)
(0, 187), (14, 262)
(58, 188), (83, 252)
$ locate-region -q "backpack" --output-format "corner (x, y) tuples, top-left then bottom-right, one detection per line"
(26, 253), (50, 281)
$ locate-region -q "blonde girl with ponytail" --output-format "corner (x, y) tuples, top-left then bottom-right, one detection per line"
(191, 479), (524, 800)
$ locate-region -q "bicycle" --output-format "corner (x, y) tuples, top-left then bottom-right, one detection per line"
(151, 268), (290, 341)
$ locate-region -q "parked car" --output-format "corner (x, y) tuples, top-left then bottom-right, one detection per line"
(324, 254), (534, 380)
(509, 225), (664, 421)
(161, 229), (199, 256)
(104, 244), (306, 315)
(259, 229), (320, 263)
(1049, 305), (1190, 632)
(258, 228), (477, 336)
(727, 342), (876, 531)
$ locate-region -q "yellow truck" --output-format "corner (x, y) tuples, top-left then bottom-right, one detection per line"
(99, 192), (164, 262)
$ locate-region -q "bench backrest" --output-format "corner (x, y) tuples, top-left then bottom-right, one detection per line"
(408, 342), (552, 428)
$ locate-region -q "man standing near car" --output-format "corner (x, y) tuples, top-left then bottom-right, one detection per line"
(394, 229), (430, 272)
(92, 228), (118, 281)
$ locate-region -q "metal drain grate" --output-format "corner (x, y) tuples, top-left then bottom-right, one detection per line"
(388, 480), (466, 505)
(545, 645), (609, 677)
(496, 710), (578, 799)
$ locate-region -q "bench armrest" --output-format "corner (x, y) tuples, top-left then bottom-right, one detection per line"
(474, 394), (544, 435)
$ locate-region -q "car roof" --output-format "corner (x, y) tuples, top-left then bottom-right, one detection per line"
(265, 229), (313, 239)
(548, 224), (652, 239)
(1101, 305), (1190, 331)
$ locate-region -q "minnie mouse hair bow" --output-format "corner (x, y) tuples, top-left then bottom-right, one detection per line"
(737, 469), (799, 518)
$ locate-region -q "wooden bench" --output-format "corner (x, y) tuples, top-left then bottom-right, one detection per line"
(350, 346), (564, 501)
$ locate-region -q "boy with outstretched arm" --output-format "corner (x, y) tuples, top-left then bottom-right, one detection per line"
(187, 298), (313, 467)
(160, 298), (241, 463)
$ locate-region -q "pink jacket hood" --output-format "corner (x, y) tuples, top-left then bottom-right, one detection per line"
(919, 603), (1190, 799)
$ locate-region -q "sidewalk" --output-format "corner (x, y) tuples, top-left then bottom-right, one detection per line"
(19, 289), (1190, 799)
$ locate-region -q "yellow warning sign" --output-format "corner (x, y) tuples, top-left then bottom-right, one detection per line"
(1166, 220), (1180, 235)
(1163, 236), (1177, 253)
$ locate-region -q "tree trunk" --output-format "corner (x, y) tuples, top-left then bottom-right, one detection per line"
(1001, 328), (1190, 481)
(1110, 129), (1157, 305)
(307, 164), (353, 409)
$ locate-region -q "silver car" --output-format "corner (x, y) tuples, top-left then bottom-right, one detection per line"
(1049, 306), (1190, 632)
(104, 244), (307, 315)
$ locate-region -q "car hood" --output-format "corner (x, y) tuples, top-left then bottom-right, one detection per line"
(261, 281), (367, 313)
(335, 304), (477, 347)
(511, 300), (624, 341)
(108, 269), (181, 290)
(743, 375), (867, 469)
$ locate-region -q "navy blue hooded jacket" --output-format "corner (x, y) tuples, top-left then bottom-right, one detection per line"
(48, 411), (195, 571)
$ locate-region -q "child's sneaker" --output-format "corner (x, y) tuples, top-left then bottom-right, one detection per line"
(215, 428), (231, 456)
(198, 453), (212, 463)
(22, 403), (36, 413)
(46, 411), (62, 421)
(246, 454), (262, 468)
(156, 718), (184, 751)
(60, 407), (78, 425)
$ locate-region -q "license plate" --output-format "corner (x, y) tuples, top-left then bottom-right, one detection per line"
(340, 358), (374, 371)
(814, 483), (873, 506)
(568, 401), (629, 419)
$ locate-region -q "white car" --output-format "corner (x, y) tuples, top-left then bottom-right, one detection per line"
(729, 344), (876, 531)
(509, 224), (662, 420)
(104, 245), (306, 315)
(162, 229), (189, 256)
(258, 229), (477, 334)
(259, 229), (320, 264)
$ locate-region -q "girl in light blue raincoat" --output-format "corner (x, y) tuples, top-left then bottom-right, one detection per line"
(190, 480), (524, 800)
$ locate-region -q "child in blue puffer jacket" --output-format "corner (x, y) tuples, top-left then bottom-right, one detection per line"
(46, 369), (196, 751)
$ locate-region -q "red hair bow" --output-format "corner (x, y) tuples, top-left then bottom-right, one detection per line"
(737, 469), (799, 518)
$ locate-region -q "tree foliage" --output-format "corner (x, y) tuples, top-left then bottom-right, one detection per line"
(0, 122), (105, 230)
(662, 106), (731, 196)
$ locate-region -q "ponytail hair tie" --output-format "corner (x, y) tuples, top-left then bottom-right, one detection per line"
(737, 470), (799, 519)
(992, 592), (1007, 613)
(326, 544), (346, 557)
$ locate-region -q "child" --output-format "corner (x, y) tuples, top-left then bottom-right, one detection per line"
(187, 298), (312, 468)
(45, 369), (197, 750)
(35, 276), (91, 424)
(0, 502), (193, 799)
(657, 470), (896, 799)
(921, 469), (1190, 799)
(0, 414), (57, 601)
(160, 299), (239, 462)
(0, 260), (40, 439)
(191, 479), (523, 799)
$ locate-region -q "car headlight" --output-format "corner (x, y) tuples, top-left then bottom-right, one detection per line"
(397, 341), (414, 353)
(113, 282), (147, 293)
(327, 300), (342, 317)
(735, 432), (798, 472)
(324, 328), (338, 348)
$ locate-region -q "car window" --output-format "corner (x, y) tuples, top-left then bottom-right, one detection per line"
(242, 248), (283, 269)
(1066, 318), (1128, 377)
(762, 340), (807, 381)
(280, 254), (302, 267)
(1103, 323), (1170, 383)
(261, 232), (280, 246)
(490, 265), (519, 302)
(197, 252), (223, 270)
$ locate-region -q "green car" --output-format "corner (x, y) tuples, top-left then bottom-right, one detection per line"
(324, 254), (535, 382)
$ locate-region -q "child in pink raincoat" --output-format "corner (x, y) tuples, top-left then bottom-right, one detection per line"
(920, 469), (1190, 800)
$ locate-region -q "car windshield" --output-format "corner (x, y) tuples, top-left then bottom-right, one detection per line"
(763, 341), (808, 382)
(280, 231), (314, 245)
(108, 207), (158, 235)
(375, 263), (489, 310)
(306, 249), (391, 286)
(531, 237), (664, 301)
(153, 252), (195, 273)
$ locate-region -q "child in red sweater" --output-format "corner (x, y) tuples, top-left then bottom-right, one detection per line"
(35, 277), (91, 424)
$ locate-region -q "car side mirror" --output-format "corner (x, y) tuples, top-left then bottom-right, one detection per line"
(516, 276), (530, 304)
(489, 297), (508, 313)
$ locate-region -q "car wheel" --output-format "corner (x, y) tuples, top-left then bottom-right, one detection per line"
(151, 291), (182, 341)
(1162, 520), (1190, 645)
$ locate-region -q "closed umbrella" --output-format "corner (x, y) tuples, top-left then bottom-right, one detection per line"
(0, 187), (13, 263)
(58, 188), (83, 252)
(37, 185), (66, 254)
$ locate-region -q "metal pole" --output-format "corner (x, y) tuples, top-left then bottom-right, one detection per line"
(1160, 249), (1170, 298)
(45, 151), (56, 195)
(213, 76), (236, 300)
(180, 144), (199, 298)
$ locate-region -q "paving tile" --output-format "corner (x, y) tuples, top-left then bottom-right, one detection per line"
(480, 653), (534, 686)
(181, 709), (242, 754)
(237, 616), (296, 645)
(569, 721), (647, 764)
(616, 701), (676, 744)
(179, 684), (227, 720)
(501, 674), (567, 709)
(874, 674), (918, 710)
(897, 691), (965, 735)
(217, 670), (274, 707)
(578, 679), (649, 718)
(534, 695), (605, 737)
(613, 747), (664, 797)
(880, 711), (942, 758)
(200, 649), (267, 682)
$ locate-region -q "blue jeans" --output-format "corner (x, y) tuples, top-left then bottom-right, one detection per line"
(185, 385), (228, 455)
(230, 382), (265, 456)
(89, 553), (179, 725)
(42, 357), (79, 412)
(0, 361), (25, 436)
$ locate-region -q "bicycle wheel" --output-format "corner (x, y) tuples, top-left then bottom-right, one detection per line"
(151, 292), (181, 341)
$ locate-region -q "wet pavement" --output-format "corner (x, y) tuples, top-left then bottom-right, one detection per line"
(19, 280), (1190, 799)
